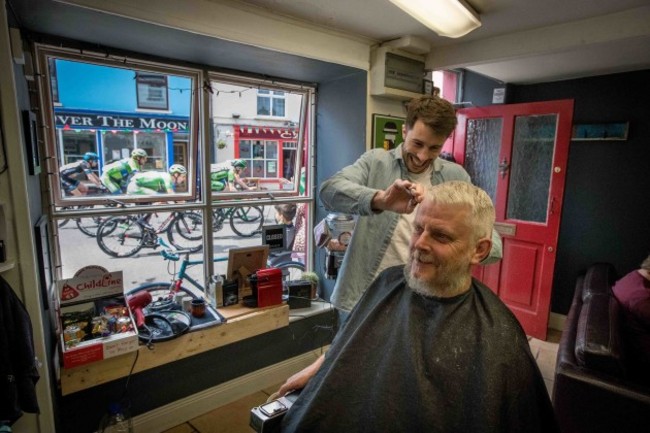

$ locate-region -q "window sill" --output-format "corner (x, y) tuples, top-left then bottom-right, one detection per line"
(288, 298), (335, 323)
(59, 303), (289, 395)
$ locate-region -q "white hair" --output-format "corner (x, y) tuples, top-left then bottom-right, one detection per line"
(425, 181), (495, 241)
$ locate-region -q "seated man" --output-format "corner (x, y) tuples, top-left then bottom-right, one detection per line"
(612, 253), (650, 385)
(277, 181), (558, 433)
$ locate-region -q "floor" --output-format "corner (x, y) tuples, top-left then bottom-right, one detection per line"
(163, 329), (562, 433)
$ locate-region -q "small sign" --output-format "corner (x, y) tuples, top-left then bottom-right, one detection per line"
(57, 271), (124, 305)
(262, 224), (285, 250)
(136, 72), (169, 110)
(492, 87), (506, 104)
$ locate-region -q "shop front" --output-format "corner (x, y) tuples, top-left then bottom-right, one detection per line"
(54, 109), (190, 172)
(233, 124), (299, 182)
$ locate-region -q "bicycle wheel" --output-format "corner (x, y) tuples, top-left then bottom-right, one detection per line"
(276, 261), (305, 284)
(167, 212), (203, 253)
(212, 208), (226, 232)
(75, 205), (105, 237)
(232, 205), (263, 223)
(230, 206), (264, 237)
(96, 215), (145, 258)
(58, 206), (73, 227)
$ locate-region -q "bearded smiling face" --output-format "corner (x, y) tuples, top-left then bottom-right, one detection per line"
(404, 199), (486, 298)
(401, 120), (447, 174)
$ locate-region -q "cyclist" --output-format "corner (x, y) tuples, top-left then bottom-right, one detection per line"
(210, 159), (253, 191)
(59, 151), (104, 196)
(100, 149), (148, 194)
(126, 164), (187, 195)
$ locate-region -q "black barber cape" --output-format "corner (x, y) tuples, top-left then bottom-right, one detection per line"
(282, 266), (558, 433)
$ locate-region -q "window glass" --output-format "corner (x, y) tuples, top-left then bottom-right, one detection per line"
(39, 52), (198, 205)
(36, 46), (314, 310)
(209, 76), (309, 199)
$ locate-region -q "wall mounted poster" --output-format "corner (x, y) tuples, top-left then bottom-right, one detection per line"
(372, 114), (405, 150)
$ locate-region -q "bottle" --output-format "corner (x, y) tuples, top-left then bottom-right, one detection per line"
(205, 275), (222, 309)
(98, 402), (133, 433)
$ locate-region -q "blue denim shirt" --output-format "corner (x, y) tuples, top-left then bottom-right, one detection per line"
(319, 144), (502, 312)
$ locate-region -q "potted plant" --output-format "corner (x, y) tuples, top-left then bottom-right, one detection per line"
(301, 271), (320, 300)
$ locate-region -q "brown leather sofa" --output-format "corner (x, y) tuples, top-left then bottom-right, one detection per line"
(552, 262), (650, 433)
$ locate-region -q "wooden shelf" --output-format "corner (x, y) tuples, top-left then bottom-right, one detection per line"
(59, 303), (289, 395)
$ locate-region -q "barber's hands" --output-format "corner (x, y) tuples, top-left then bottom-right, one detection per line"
(371, 179), (424, 214)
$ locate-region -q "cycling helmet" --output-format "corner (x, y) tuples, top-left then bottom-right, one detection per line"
(232, 159), (247, 169)
(169, 164), (187, 175)
(131, 149), (148, 159)
(83, 152), (99, 161)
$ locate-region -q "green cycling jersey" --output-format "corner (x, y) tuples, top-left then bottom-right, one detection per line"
(101, 158), (140, 193)
(127, 171), (175, 194)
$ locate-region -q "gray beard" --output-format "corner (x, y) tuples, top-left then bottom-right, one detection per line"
(403, 256), (471, 298)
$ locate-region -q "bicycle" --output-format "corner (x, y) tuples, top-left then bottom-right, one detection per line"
(58, 185), (111, 236)
(125, 239), (305, 308)
(211, 206), (265, 237)
(96, 211), (203, 258)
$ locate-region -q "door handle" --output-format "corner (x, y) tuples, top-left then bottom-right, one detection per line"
(498, 158), (510, 179)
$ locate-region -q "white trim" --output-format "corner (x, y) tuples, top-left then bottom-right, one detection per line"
(131, 347), (328, 433)
(55, 0), (373, 70)
(548, 312), (566, 332)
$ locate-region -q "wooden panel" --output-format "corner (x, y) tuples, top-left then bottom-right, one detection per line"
(500, 241), (539, 307)
(60, 304), (289, 395)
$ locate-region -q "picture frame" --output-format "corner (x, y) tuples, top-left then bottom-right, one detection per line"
(571, 122), (629, 141)
(34, 215), (53, 310)
(227, 245), (269, 282)
(22, 110), (41, 175)
(372, 114), (405, 151)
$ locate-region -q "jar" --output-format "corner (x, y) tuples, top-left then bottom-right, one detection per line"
(191, 299), (206, 318)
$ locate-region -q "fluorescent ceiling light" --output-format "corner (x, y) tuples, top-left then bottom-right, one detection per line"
(389, 0), (481, 38)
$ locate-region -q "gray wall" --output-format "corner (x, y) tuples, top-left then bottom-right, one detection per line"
(314, 72), (368, 300)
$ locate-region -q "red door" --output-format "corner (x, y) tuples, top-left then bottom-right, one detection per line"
(454, 100), (574, 340)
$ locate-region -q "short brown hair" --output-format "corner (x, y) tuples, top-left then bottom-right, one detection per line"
(405, 96), (458, 138)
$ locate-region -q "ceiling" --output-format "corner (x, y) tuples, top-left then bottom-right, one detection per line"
(8, 0), (650, 85)
(230, 0), (650, 84)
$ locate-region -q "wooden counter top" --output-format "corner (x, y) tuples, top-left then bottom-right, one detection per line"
(59, 303), (289, 395)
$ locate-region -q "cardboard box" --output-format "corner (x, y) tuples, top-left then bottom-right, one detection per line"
(57, 270), (138, 369)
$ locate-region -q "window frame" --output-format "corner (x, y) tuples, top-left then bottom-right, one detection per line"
(34, 45), (201, 207)
(33, 42), (316, 290)
(208, 72), (312, 202)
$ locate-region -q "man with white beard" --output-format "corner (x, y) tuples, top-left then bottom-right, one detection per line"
(276, 181), (558, 433)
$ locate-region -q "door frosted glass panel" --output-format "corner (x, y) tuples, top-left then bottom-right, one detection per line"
(464, 118), (502, 203)
(506, 114), (557, 223)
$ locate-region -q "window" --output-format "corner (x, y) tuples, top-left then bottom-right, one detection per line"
(37, 48), (199, 205)
(34, 44), (315, 303)
(257, 89), (286, 117)
(209, 74), (310, 199)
